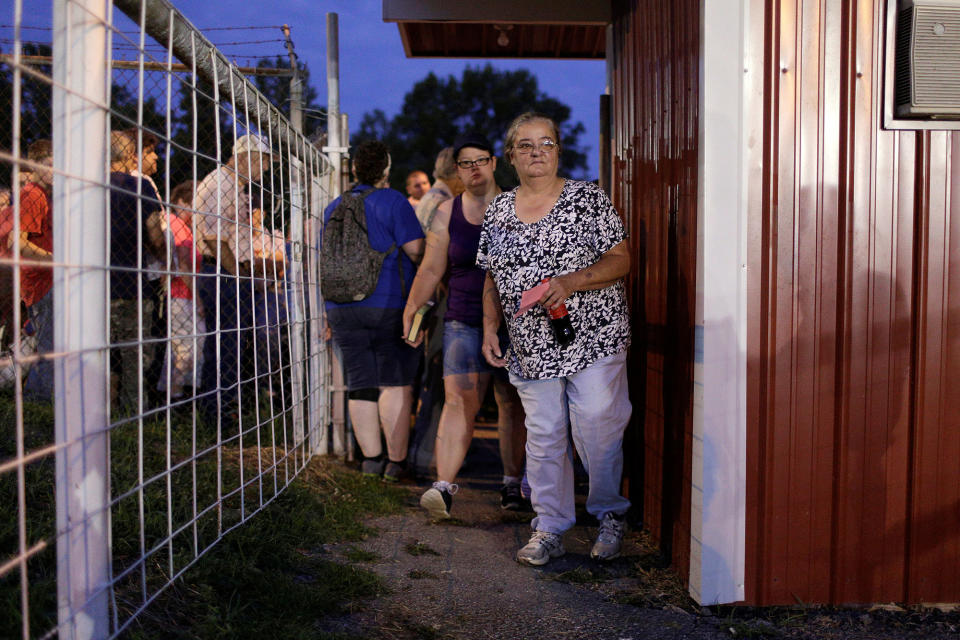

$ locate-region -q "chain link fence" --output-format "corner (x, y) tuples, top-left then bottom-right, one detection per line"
(0, 0), (338, 637)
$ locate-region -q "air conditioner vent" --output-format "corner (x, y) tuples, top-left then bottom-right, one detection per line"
(895, 0), (960, 118)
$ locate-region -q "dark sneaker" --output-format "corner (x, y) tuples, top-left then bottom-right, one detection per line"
(382, 461), (405, 483)
(516, 531), (565, 566)
(590, 512), (626, 561)
(361, 458), (385, 478)
(500, 482), (528, 511)
(420, 482), (457, 520)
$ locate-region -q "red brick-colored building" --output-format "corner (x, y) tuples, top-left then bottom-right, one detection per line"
(384, 0), (960, 606)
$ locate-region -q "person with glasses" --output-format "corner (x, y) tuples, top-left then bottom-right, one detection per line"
(403, 132), (528, 519)
(477, 112), (632, 566)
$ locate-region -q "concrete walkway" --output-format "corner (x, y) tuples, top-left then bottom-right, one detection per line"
(319, 437), (729, 640)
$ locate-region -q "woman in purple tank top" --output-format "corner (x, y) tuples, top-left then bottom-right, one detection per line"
(403, 133), (528, 520)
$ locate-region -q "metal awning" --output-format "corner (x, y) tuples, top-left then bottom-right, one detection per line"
(382, 0), (609, 59)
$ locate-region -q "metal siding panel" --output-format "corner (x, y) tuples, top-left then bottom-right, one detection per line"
(612, 0), (960, 604)
(611, 0), (699, 579)
(746, 0), (960, 604)
(908, 131), (960, 601)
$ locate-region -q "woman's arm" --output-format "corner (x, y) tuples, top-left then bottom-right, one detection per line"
(481, 272), (508, 368)
(539, 239), (630, 311)
(401, 200), (453, 345)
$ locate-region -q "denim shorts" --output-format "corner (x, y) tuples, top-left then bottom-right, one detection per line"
(442, 319), (511, 377)
(327, 306), (420, 390)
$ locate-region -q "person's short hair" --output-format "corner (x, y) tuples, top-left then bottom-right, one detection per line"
(123, 127), (158, 151)
(352, 140), (390, 186)
(26, 139), (53, 162)
(432, 147), (457, 181)
(170, 180), (195, 207)
(503, 112), (561, 163)
(406, 169), (428, 185)
(110, 131), (134, 164)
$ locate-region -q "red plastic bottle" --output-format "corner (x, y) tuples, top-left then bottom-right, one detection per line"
(542, 278), (575, 347)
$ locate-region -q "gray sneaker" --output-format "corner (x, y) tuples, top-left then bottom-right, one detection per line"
(361, 458), (385, 478)
(590, 512), (626, 561)
(516, 531), (565, 566)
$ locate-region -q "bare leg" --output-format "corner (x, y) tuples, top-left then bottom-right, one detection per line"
(435, 372), (490, 483)
(378, 385), (414, 461)
(494, 376), (526, 479)
(348, 399), (382, 458)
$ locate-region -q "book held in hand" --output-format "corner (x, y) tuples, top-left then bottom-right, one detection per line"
(406, 300), (435, 342)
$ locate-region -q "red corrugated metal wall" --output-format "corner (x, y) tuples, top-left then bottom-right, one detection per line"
(610, 0), (959, 604)
(745, 0), (960, 604)
(610, 0), (699, 576)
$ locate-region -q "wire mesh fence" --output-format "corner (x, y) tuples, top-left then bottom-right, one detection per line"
(0, 0), (337, 637)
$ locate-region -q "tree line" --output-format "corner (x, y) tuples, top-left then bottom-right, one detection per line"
(2, 50), (589, 194)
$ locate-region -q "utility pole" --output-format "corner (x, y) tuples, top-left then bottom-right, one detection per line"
(282, 24), (303, 132)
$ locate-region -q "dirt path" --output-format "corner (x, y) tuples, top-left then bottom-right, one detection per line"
(317, 439), (958, 640)
(319, 439), (727, 640)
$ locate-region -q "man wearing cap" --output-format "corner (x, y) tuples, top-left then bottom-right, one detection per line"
(195, 133), (273, 420)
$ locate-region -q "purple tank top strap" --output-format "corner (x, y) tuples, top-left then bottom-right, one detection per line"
(445, 195), (485, 326)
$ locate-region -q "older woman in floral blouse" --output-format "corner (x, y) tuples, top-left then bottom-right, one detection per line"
(478, 112), (632, 567)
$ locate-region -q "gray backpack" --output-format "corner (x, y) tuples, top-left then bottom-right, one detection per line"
(320, 187), (398, 303)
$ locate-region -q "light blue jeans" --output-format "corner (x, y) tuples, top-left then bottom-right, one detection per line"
(509, 350), (632, 534)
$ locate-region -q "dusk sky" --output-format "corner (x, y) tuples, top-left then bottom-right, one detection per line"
(14, 1), (606, 178)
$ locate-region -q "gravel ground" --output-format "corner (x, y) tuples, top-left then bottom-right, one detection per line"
(316, 439), (959, 640)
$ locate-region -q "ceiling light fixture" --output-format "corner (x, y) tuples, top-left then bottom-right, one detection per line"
(493, 24), (513, 47)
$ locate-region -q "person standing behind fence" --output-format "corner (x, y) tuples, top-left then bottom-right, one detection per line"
(158, 180), (204, 400)
(250, 199), (287, 400)
(123, 128), (168, 405)
(109, 130), (165, 410)
(194, 134), (272, 422)
(403, 133), (528, 519)
(324, 140), (424, 481)
(8, 140), (54, 400)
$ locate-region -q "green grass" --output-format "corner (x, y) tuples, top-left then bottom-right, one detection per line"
(345, 547), (380, 563)
(121, 457), (407, 639)
(0, 388), (408, 639)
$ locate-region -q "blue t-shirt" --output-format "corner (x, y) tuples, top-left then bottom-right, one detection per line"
(322, 184), (423, 310)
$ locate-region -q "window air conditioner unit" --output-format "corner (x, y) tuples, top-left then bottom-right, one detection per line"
(895, 0), (960, 118)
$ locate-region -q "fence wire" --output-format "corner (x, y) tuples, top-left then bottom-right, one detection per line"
(0, 0), (336, 637)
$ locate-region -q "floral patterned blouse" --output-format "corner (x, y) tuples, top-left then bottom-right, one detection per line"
(476, 179), (630, 379)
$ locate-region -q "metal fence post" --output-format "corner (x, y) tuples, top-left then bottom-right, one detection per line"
(52, 0), (110, 637)
(324, 12), (347, 457)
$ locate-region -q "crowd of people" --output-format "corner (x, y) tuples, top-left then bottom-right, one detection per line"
(1, 129), (289, 416)
(324, 112), (633, 567)
(2, 111), (634, 567)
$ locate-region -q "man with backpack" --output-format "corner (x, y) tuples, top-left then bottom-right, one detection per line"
(322, 140), (424, 481)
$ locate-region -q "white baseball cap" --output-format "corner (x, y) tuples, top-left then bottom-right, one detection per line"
(233, 133), (273, 157)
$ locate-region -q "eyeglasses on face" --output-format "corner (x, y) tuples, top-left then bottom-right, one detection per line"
(514, 139), (557, 155)
(456, 156), (492, 169)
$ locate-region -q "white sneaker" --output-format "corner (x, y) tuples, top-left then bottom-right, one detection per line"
(590, 512), (626, 561)
(516, 531), (565, 566)
(420, 482), (457, 520)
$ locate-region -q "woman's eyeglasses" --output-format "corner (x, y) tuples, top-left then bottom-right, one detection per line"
(456, 156), (493, 169)
(514, 140), (557, 155)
